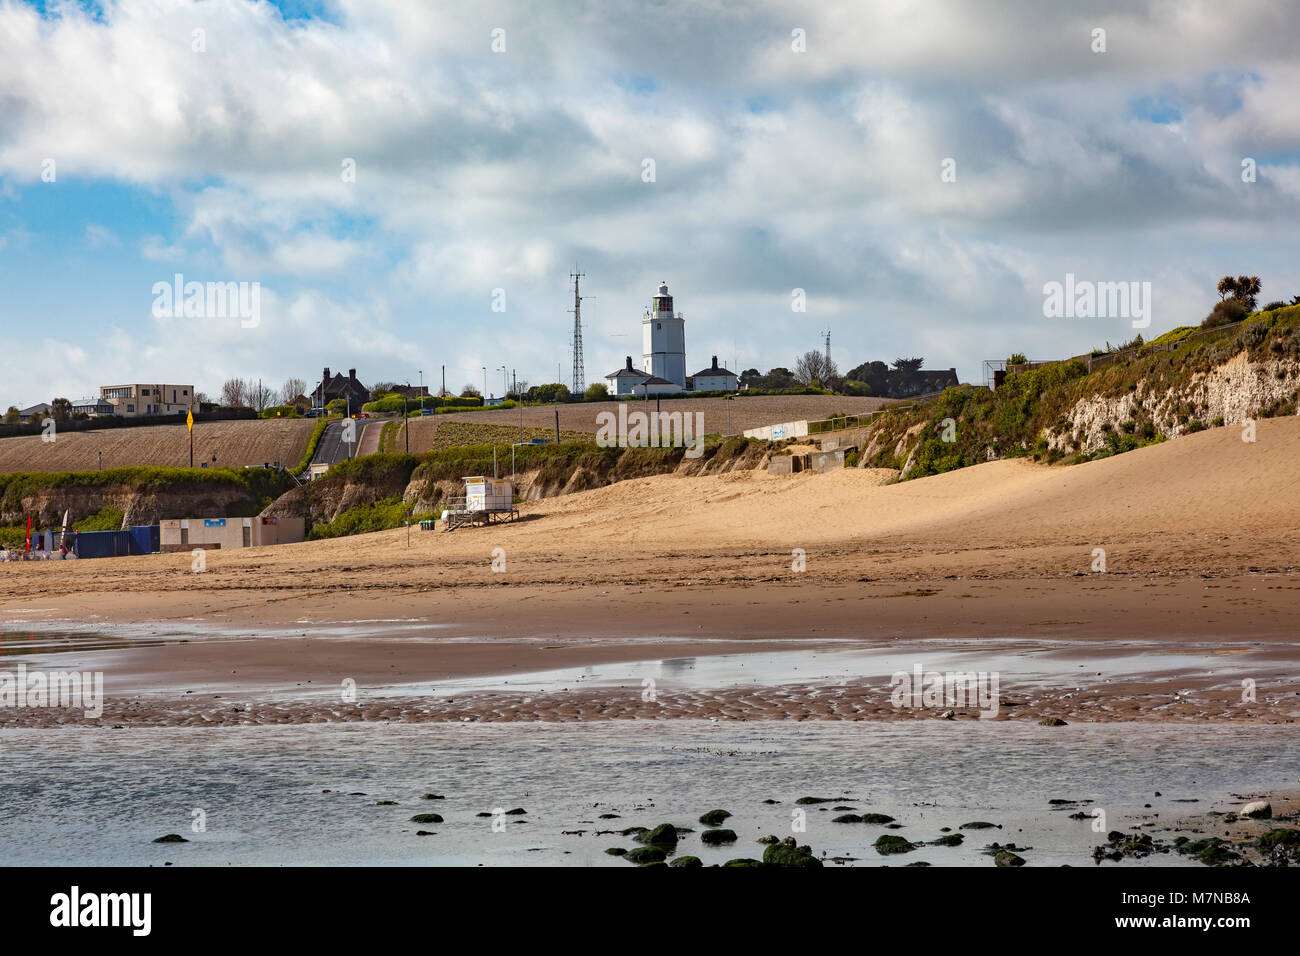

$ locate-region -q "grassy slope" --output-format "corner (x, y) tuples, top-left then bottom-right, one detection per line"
(864, 306), (1300, 480)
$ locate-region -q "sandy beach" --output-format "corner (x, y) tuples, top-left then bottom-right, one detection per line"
(2, 416), (1297, 728)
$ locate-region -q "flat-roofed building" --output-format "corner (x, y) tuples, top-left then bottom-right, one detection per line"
(100, 384), (195, 417)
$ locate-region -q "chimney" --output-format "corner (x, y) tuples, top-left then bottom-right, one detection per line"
(712, 355), (719, 370)
(322, 367), (330, 383)
(625, 356), (633, 370)
(348, 368), (356, 380)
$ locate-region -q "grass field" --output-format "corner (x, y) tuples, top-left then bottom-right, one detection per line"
(403, 394), (894, 454)
(0, 419), (316, 474)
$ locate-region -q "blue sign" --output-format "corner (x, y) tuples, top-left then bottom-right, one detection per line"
(204, 519), (226, 527)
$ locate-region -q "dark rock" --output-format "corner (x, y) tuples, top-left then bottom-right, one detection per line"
(860, 812), (896, 824)
(624, 846), (666, 865)
(152, 834), (188, 843)
(930, 833), (964, 847)
(634, 824), (678, 849)
(995, 850), (1026, 867)
(1038, 717), (1068, 726)
(873, 835), (915, 855)
(762, 843), (824, 867)
(410, 813), (443, 823)
(698, 809), (732, 826)
(701, 828), (738, 846)
(832, 814), (862, 823)
(605, 847), (628, 856)
(960, 821), (1000, 830)
(670, 856), (703, 868)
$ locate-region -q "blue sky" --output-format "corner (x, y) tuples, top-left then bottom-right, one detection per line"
(2, 0), (1300, 408)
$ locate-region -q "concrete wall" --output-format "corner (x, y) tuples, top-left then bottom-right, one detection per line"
(743, 419), (809, 441)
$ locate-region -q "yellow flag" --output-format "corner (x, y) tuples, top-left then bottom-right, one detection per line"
(186, 408), (194, 432)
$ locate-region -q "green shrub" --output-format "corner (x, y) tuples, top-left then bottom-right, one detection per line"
(74, 506), (125, 531)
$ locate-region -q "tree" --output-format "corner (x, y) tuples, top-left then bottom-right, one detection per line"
(1218, 275), (1260, 311)
(220, 378), (248, 407)
(526, 383), (570, 403)
(280, 377), (307, 405)
(584, 382), (609, 401)
(244, 378), (274, 412)
(1234, 275), (1261, 312)
(51, 397), (72, 422)
(794, 351), (838, 387)
(3, 406), (19, 425)
(891, 357), (925, 373)
(1290, 295), (1300, 306)
(460, 384), (481, 398)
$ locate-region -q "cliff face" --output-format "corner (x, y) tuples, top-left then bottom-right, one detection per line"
(856, 313), (1300, 480)
(3, 481), (263, 527)
(1053, 351), (1300, 454)
(263, 439), (770, 528)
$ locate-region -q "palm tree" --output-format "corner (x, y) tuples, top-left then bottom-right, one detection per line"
(1235, 275), (1261, 311)
(1217, 276), (1237, 300)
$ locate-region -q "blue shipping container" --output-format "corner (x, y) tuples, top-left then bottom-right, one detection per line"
(74, 530), (131, 559)
(128, 525), (160, 555)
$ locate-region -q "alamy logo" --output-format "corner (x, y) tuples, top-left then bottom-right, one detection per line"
(152, 273), (260, 328)
(0, 664), (104, 718)
(1043, 273), (1151, 329)
(50, 886), (151, 936)
(595, 404), (705, 458)
(890, 663), (1000, 718)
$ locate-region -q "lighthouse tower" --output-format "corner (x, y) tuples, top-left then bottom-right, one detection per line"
(641, 280), (686, 389)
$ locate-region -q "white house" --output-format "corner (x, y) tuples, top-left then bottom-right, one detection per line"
(691, 356), (738, 392)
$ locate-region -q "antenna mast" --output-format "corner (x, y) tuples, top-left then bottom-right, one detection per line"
(570, 270), (586, 395)
(822, 328), (831, 367)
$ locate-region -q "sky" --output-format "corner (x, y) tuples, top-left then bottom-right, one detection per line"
(2, 0), (1299, 408)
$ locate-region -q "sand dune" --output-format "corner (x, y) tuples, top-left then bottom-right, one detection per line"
(2, 414), (1297, 650)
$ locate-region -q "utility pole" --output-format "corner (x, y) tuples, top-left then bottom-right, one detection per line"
(514, 369), (522, 442)
(403, 382), (409, 453)
(482, 366), (487, 402)
(441, 365), (445, 398)
(570, 270), (586, 396)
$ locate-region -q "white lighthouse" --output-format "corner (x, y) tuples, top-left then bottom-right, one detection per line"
(642, 280), (686, 389)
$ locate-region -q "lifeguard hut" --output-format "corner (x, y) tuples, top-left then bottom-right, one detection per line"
(442, 476), (518, 530)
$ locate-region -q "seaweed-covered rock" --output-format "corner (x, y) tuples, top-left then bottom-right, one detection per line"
(959, 821), (1000, 830)
(421, 793), (445, 800)
(698, 809), (732, 826)
(723, 858), (763, 866)
(152, 834), (188, 843)
(1257, 828), (1300, 851)
(832, 814), (862, 823)
(756, 834), (779, 844)
(624, 846), (667, 865)
(634, 823), (679, 849)
(1038, 717), (1068, 726)
(605, 847), (628, 856)
(762, 843), (823, 867)
(930, 833), (964, 847)
(873, 835), (915, 855)
(860, 813), (896, 824)
(670, 856), (703, 868)
(410, 813), (443, 823)
(994, 850), (1025, 867)
(701, 828), (738, 846)
(795, 796), (837, 804)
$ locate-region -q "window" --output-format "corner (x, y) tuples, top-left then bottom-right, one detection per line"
(242, 525), (251, 547)
(180, 528), (188, 545)
(127, 405), (135, 412)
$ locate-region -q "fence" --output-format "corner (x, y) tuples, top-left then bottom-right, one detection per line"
(1005, 317), (1251, 380)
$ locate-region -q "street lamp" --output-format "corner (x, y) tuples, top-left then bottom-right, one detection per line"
(404, 380), (410, 453)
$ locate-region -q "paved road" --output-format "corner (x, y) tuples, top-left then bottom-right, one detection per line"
(310, 421), (356, 466)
